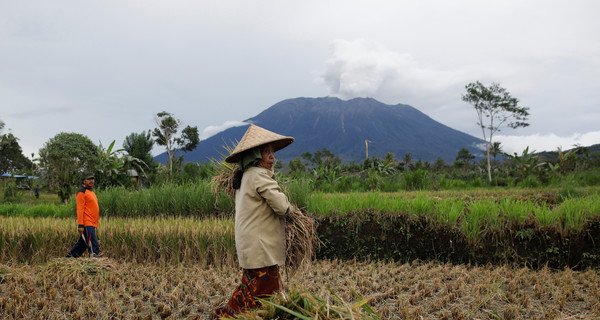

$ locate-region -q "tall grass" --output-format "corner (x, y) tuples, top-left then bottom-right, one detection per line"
(3, 182), (599, 219)
(498, 198), (536, 224)
(98, 182), (234, 217)
(1, 182), (235, 218)
(0, 216), (236, 266)
(285, 178), (314, 210)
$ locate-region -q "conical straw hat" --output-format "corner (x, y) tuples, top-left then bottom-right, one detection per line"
(225, 124), (294, 163)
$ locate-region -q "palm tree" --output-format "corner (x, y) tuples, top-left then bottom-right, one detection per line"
(402, 152), (412, 169)
(490, 142), (503, 161)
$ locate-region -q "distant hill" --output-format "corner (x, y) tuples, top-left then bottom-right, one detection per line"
(536, 143), (600, 162)
(156, 97), (485, 164)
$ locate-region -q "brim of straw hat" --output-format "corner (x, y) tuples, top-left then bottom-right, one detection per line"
(225, 124), (294, 163)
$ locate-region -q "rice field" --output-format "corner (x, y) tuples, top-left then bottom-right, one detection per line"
(1, 186), (599, 318)
(4, 187), (600, 244)
(0, 258), (598, 319)
(2, 196), (599, 269)
(0, 216), (236, 265)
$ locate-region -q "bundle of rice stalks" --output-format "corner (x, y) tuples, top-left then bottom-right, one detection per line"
(240, 286), (380, 320)
(285, 207), (320, 278)
(210, 143), (238, 203)
(210, 161), (238, 202)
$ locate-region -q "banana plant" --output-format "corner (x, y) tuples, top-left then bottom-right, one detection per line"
(555, 146), (576, 174)
(505, 146), (545, 179)
(95, 140), (148, 188)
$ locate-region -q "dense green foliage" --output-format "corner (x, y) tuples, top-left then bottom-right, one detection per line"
(0, 120), (33, 174)
(123, 130), (156, 173)
(38, 132), (101, 191)
(0, 132), (34, 174)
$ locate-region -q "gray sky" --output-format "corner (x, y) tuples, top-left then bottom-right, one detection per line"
(2, 0), (599, 159)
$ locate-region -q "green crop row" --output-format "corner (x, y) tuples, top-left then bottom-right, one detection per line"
(3, 182), (599, 217)
(98, 183), (234, 217)
(306, 191), (600, 241)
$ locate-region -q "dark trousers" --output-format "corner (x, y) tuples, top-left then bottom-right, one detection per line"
(67, 226), (100, 257)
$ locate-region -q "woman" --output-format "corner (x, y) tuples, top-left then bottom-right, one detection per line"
(214, 124), (295, 318)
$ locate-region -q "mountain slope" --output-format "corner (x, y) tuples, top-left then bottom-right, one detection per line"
(157, 97), (484, 164)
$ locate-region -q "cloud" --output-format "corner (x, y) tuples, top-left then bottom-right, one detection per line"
(317, 39), (466, 104)
(7, 106), (73, 120)
(496, 131), (600, 154)
(199, 121), (248, 140)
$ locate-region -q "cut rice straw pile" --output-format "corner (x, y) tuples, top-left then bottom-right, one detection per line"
(210, 145), (320, 277)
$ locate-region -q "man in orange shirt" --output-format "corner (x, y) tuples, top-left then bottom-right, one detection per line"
(66, 173), (100, 257)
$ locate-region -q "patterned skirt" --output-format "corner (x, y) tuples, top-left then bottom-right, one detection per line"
(214, 265), (282, 318)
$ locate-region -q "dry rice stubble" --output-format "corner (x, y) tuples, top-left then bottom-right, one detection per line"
(1, 259), (600, 319)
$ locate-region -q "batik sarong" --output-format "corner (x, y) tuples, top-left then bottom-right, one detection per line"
(214, 265), (281, 318)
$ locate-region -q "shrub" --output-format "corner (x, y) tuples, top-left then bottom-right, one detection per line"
(401, 169), (431, 190)
(2, 182), (20, 201)
(335, 175), (360, 193)
(470, 177), (484, 188)
(517, 175), (540, 188)
(380, 175), (402, 192)
(362, 170), (383, 191)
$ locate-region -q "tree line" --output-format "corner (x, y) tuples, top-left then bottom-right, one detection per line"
(2, 82), (598, 197)
(0, 111), (202, 201)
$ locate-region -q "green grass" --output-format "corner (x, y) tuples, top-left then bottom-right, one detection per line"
(0, 189), (62, 204)
(0, 202), (73, 218)
(305, 192), (417, 216)
(305, 189), (600, 243)
(431, 198), (463, 225)
(540, 195), (600, 234)
(461, 200), (500, 243)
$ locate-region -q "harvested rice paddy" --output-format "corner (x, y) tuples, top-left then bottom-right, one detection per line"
(1, 258), (598, 319)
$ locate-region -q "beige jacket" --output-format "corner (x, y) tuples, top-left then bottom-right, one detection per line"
(235, 166), (291, 269)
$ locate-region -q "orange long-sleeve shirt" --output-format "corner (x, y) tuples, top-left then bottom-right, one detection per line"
(76, 186), (99, 228)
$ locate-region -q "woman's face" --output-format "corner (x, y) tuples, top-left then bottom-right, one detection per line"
(258, 144), (275, 170)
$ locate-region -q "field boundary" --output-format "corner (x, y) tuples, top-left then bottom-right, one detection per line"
(315, 212), (600, 269)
